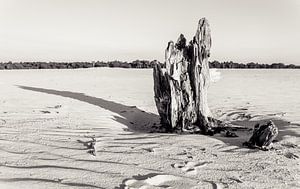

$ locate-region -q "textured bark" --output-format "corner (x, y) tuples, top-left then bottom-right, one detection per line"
(153, 18), (220, 134)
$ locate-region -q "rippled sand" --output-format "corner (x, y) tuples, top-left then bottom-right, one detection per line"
(0, 68), (299, 189)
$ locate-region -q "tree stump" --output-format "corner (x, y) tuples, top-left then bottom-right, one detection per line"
(153, 18), (221, 134)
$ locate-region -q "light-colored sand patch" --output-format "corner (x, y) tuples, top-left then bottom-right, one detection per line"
(0, 68), (299, 189)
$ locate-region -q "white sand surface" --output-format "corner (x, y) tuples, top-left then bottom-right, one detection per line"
(0, 68), (299, 189)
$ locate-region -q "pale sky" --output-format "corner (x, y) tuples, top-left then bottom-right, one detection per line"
(0, 0), (299, 64)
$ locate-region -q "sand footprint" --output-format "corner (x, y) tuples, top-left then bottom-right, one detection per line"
(0, 119), (6, 125)
(119, 173), (219, 189)
(120, 173), (188, 189)
(172, 161), (210, 175)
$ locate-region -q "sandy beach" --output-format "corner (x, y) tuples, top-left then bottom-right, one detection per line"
(0, 68), (298, 189)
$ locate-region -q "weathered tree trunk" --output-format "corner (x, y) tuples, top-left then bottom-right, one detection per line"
(153, 18), (220, 134)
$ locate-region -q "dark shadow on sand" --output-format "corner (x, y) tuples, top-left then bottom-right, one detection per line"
(17, 85), (299, 150)
(18, 85), (160, 132)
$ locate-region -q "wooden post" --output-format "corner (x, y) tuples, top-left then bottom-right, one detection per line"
(153, 18), (220, 134)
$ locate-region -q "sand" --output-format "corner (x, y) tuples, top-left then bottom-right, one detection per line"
(0, 68), (299, 189)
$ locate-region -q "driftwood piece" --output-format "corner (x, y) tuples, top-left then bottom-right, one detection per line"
(243, 120), (278, 150)
(153, 18), (221, 134)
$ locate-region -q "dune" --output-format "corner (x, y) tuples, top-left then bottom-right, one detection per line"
(0, 68), (299, 189)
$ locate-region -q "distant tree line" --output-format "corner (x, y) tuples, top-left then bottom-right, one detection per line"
(0, 60), (163, 70)
(209, 60), (300, 69)
(0, 60), (299, 70)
